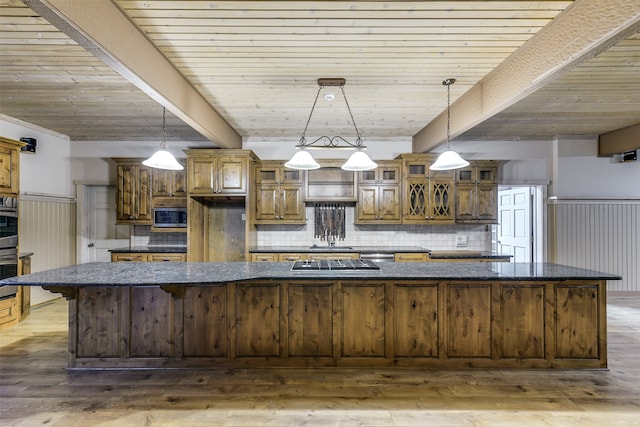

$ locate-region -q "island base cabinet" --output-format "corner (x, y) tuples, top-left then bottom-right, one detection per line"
(183, 286), (227, 357)
(288, 284), (333, 357)
(394, 285), (438, 358)
(500, 285), (545, 359)
(66, 280), (607, 370)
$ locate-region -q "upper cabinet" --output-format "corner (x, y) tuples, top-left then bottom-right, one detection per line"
(152, 165), (187, 207)
(113, 159), (152, 225)
(398, 154), (455, 224)
(254, 161), (305, 224)
(356, 160), (401, 224)
(185, 150), (257, 196)
(455, 161), (499, 223)
(0, 137), (24, 197)
(305, 160), (356, 202)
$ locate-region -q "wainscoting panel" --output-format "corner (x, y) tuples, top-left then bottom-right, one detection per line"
(555, 201), (639, 292)
(19, 195), (76, 305)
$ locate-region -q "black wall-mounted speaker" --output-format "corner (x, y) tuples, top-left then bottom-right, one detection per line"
(622, 150), (637, 162)
(20, 137), (36, 153)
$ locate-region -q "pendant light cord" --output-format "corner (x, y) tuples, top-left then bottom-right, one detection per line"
(443, 78), (455, 150)
(161, 107), (167, 150)
(300, 85), (323, 144)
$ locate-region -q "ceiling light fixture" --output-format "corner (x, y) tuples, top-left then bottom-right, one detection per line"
(430, 78), (469, 171)
(142, 107), (184, 171)
(285, 78), (377, 171)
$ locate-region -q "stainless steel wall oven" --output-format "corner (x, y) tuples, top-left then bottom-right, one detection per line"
(0, 196), (18, 299)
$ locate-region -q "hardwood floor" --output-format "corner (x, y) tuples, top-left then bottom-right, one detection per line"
(1, 296), (639, 427)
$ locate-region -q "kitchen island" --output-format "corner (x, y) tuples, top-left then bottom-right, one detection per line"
(1, 262), (620, 370)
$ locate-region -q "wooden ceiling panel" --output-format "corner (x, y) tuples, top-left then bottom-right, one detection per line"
(3, 0), (638, 149)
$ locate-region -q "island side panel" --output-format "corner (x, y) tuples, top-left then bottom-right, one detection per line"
(65, 278), (608, 369)
(555, 282), (601, 360)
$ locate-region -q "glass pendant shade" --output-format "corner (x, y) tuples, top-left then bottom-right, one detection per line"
(341, 150), (377, 171)
(429, 150), (470, 171)
(285, 150), (321, 170)
(143, 149), (184, 170)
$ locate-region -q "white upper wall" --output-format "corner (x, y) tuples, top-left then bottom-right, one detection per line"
(0, 115), (73, 197)
(3, 113), (638, 198)
(70, 139), (214, 184)
(555, 135), (640, 198)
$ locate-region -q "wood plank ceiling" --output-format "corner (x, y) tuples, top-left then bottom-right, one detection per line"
(0, 0), (639, 152)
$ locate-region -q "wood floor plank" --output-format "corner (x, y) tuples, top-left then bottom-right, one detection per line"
(1, 296), (639, 426)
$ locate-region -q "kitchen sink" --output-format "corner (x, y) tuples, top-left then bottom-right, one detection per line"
(308, 244), (353, 250)
(291, 259), (380, 271)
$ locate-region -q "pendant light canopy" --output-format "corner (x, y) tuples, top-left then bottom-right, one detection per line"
(143, 107), (184, 171)
(430, 78), (469, 171)
(286, 78), (377, 171)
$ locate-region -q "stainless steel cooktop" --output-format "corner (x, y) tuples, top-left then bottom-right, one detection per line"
(291, 259), (380, 271)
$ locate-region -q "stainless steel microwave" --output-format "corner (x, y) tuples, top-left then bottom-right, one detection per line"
(153, 207), (187, 228)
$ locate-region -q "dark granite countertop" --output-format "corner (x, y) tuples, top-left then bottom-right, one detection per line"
(19, 252), (34, 259)
(109, 246), (187, 254)
(1, 262), (621, 287)
(428, 250), (512, 260)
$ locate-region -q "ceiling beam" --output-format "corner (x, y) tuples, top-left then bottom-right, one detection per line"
(413, 0), (640, 153)
(599, 123), (640, 156)
(23, 0), (241, 148)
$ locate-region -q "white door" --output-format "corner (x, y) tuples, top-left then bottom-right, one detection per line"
(78, 185), (129, 263)
(497, 187), (532, 262)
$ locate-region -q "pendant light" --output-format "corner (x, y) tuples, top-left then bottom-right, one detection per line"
(430, 78), (469, 171)
(142, 107), (184, 171)
(286, 78), (377, 171)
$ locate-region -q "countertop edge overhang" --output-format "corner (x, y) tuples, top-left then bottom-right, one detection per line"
(1, 262), (622, 287)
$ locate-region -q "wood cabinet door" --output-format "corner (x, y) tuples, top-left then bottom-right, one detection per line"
(116, 164), (138, 221)
(251, 253), (278, 262)
(188, 157), (215, 194)
(356, 185), (379, 221)
(217, 156), (247, 194)
(379, 185), (400, 221)
(111, 253), (146, 262)
(0, 145), (19, 195)
(403, 179), (427, 222)
(255, 184), (279, 220)
(476, 184), (497, 221)
(148, 253), (186, 262)
(280, 184), (304, 221)
(152, 168), (172, 197)
(136, 167), (152, 222)
(455, 184), (476, 221)
(428, 180), (454, 222)
(154, 168), (186, 198)
(395, 253), (427, 262)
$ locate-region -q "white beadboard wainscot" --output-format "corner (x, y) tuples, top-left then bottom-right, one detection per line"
(19, 194), (76, 305)
(554, 199), (639, 293)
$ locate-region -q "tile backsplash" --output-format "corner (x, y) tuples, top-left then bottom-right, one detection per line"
(256, 205), (491, 250)
(131, 206), (491, 251)
(131, 226), (187, 247)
